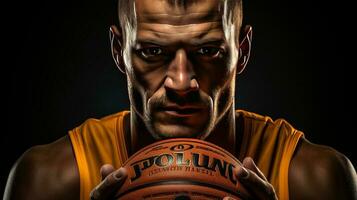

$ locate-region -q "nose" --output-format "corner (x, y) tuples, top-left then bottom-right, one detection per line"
(164, 49), (199, 96)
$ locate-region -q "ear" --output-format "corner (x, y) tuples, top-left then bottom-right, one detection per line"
(109, 25), (126, 74)
(237, 25), (253, 74)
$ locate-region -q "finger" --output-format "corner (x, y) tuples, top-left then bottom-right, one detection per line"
(242, 157), (267, 181)
(100, 164), (115, 180)
(236, 166), (277, 200)
(90, 167), (127, 200)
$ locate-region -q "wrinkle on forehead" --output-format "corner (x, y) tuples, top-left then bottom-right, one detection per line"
(137, 22), (224, 44)
(135, 0), (222, 25)
(138, 30), (224, 45)
(139, 22), (221, 34)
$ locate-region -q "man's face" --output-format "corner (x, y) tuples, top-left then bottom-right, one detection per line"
(126, 0), (239, 139)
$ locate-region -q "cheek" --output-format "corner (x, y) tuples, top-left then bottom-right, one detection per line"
(194, 58), (234, 96)
(129, 56), (168, 114)
(194, 58), (235, 116)
(131, 55), (167, 94)
(129, 85), (145, 114)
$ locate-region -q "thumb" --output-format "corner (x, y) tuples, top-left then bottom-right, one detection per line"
(90, 166), (127, 200)
(100, 164), (115, 180)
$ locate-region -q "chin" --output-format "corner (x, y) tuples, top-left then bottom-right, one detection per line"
(151, 124), (205, 139)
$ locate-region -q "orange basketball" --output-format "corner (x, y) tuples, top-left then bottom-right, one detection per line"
(116, 138), (250, 200)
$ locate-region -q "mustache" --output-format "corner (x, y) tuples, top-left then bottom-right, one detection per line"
(151, 89), (210, 110)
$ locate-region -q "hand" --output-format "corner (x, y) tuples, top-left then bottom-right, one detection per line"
(223, 157), (278, 200)
(89, 164), (128, 200)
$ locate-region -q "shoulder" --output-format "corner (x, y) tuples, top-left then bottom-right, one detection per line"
(289, 138), (357, 200)
(3, 136), (79, 200)
(235, 110), (303, 142)
(71, 111), (129, 136)
(235, 109), (297, 130)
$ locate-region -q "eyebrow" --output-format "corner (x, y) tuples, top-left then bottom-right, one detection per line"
(190, 38), (226, 46)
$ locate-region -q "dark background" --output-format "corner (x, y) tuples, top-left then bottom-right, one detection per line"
(2, 0), (353, 196)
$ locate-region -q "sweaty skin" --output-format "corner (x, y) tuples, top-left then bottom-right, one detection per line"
(4, 1), (357, 200)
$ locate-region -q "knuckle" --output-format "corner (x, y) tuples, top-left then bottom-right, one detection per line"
(103, 176), (113, 187)
(104, 172), (120, 186)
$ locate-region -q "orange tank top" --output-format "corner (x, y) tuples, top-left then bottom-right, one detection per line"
(69, 110), (303, 200)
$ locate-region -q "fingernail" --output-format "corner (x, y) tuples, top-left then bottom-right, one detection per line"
(114, 168), (125, 180)
(237, 167), (249, 179)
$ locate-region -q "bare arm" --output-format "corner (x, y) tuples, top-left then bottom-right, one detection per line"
(289, 138), (357, 200)
(3, 136), (79, 200)
(224, 138), (356, 200)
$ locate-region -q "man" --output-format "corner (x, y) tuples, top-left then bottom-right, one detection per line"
(4, 0), (356, 200)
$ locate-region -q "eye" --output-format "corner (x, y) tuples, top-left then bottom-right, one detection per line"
(197, 47), (223, 58)
(139, 47), (163, 59)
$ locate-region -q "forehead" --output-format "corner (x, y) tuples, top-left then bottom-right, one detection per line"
(135, 0), (222, 24)
(134, 0), (224, 44)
